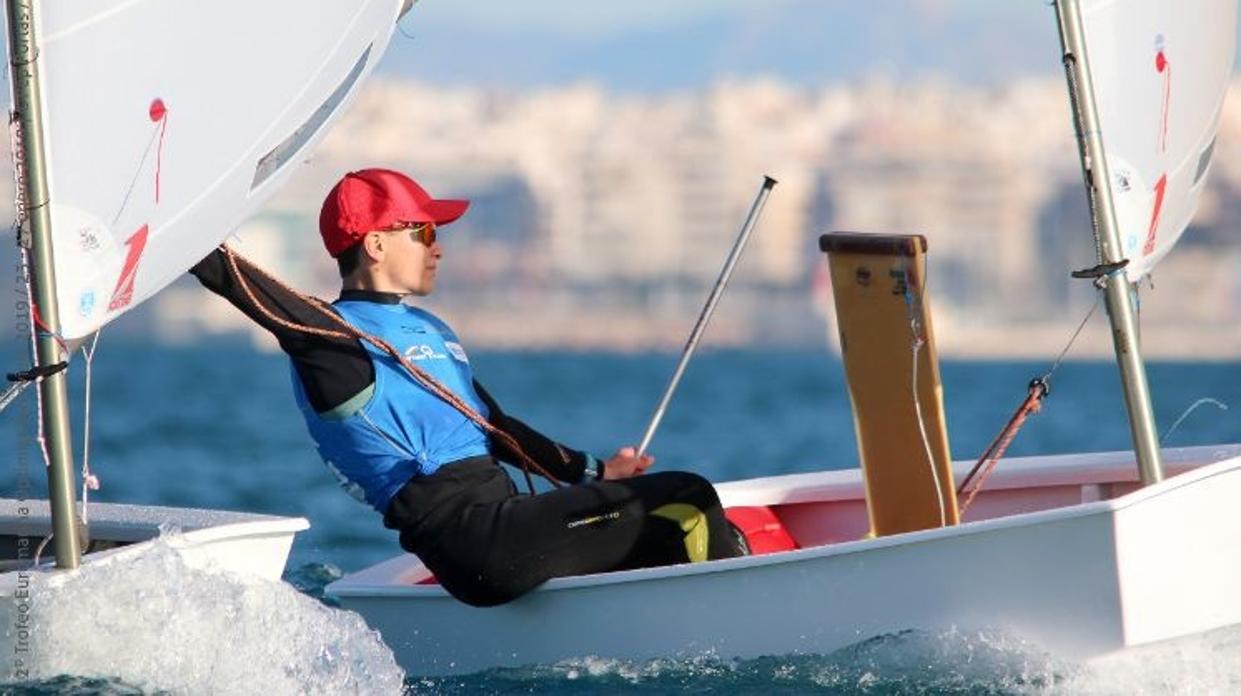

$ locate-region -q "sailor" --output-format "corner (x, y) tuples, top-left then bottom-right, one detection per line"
(191, 168), (745, 606)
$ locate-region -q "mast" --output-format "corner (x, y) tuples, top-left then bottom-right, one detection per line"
(1054, 0), (1164, 485)
(6, 0), (83, 567)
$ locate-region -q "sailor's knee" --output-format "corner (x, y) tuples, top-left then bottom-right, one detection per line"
(649, 470), (721, 507)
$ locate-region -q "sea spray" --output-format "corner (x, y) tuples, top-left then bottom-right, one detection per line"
(0, 536), (404, 694)
(408, 628), (1073, 694)
(1059, 624), (1241, 695)
(407, 626), (1241, 694)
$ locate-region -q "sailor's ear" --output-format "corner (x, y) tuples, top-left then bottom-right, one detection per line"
(360, 231), (386, 262)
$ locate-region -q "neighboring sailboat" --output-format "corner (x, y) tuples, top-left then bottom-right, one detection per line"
(327, 0), (1241, 676)
(0, 1), (408, 576)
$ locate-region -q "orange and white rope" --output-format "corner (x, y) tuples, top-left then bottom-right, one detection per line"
(221, 245), (562, 492)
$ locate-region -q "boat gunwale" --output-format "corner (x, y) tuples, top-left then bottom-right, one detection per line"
(714, 443), (1241, 506)
(328, 444), (1241, 599)
(0, 498), (309, 541)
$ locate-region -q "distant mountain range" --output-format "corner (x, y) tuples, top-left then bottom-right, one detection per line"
(380, 1), (1077, 91)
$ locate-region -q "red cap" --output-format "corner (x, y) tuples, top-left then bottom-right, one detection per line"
(318, 169), (469, 257)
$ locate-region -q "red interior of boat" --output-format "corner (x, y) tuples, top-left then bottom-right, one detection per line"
(724, 505), (800, 554)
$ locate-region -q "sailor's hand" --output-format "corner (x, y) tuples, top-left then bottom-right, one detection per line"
(602, 446), (653, 480)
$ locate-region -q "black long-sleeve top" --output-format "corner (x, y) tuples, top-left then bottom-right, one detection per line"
(189, 247), (590, 483)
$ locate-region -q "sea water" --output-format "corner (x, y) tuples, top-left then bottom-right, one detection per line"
(2, 339), (1241, 693)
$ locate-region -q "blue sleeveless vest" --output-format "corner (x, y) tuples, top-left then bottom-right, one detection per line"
(291, 300), (491, 512)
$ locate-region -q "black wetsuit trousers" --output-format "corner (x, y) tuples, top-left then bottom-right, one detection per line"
(384, 457), (745, 607)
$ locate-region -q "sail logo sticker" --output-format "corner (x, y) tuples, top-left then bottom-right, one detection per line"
(77, 225), (101, 252)
(78, 290), (96, 317)
(107, 225), (149, 312)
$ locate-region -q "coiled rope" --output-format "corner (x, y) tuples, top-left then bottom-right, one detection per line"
(220, 244), (562, 493)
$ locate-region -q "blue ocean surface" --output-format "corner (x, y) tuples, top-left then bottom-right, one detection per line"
(2, 338), (1241, 693)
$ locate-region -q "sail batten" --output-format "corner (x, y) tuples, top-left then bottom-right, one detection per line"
(29, 0), (402, 340)
(1079, 0), (1237, 281)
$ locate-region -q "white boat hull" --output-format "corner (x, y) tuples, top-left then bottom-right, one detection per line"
(0, 499), (308, 581)
(327, 444), (1241, 676)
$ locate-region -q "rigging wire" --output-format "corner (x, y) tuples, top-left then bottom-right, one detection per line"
(0, 381), (31, 413)
(0, 363), (67, 414)
(956, 294), (1102, 515)
(25, 267), (54, 477)
(79, 331), (103, 525)
(1040, 293), (1101, 383)
(8, 113), (56, 478)
(0, 115), (32, 418)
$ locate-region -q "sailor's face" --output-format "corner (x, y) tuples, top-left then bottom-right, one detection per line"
(380, 222), (441, 295)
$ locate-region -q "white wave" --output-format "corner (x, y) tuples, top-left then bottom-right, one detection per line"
(1060, 625), (1241, 695)
(422, 629), (1068, 691)
(0, 537), (405, 695)
(411, 624), (1241, 693)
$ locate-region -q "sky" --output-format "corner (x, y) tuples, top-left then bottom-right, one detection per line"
(401, 0), (753, 37)
(377, 0), (1076, 91)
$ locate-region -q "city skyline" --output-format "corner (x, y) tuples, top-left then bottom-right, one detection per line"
(2, 57), (1241, 357)
(134, 73), (1241, 358)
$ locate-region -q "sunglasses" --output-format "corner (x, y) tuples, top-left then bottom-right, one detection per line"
(384, 222), (437, 246)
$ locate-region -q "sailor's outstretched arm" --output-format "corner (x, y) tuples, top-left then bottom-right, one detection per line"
(472, 380), (598, 483)
(189, 246), (374, 413)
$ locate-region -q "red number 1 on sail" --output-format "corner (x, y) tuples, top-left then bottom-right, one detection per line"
(1142, 174), (1168, 257)
(107, 224), (149, 311)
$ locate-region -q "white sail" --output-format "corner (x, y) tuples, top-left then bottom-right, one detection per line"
(27, 0), (403, 340)
(1080, 0), (1237, 281)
